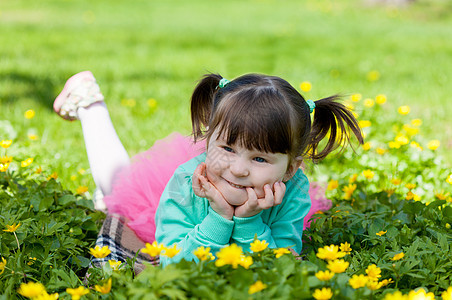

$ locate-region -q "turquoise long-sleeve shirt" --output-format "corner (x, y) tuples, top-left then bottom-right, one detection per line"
(155, 153), (311, 266)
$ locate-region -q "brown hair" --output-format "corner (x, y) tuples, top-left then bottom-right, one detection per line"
(191, 73), (363, 162)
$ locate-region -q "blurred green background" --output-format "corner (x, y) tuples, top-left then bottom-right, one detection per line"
(0, 0), (451, 192)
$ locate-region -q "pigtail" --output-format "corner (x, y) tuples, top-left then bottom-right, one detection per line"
(191, 73), (223, 141)
(308, 95), (364, 161)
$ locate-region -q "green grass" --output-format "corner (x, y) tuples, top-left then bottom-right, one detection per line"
(1, 0), (451, 192)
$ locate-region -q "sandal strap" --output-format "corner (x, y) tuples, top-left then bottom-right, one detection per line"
(59, 79), (104, 120)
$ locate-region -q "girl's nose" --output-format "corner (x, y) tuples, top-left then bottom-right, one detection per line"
(229, 158), (249, 177)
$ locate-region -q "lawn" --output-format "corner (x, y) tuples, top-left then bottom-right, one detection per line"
(1, 0), (452, 299)
(0, 0), (451, 191)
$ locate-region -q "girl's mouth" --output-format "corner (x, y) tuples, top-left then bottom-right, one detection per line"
(225, 179), (246, 189)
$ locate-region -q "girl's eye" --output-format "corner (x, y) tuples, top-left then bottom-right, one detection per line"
(222, 146), (234, 153)
(254, 157), (267, 163)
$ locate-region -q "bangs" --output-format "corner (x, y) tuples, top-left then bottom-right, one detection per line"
(209, 87), (293, 154)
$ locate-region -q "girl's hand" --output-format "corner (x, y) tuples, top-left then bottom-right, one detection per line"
(234, 182), (286, 218)
(192, 163), (234, 220)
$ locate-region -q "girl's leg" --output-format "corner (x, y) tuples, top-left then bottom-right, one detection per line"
(77, 102), (130, 196)
(54, 71), (129, 203)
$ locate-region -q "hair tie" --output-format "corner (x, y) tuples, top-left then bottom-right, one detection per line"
(218, 78), (230, 88)
(306, 100), (315, 113)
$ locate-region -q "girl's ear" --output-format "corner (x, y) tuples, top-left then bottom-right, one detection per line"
(283, 157), (303, 182)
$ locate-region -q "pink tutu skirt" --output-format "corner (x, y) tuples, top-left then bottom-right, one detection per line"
(104, 133), (331, 243)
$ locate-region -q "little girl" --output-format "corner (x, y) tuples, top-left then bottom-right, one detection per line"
(53, 71), (363, 266)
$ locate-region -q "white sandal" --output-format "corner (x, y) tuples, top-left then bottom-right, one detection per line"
(53, 71), (104, 120)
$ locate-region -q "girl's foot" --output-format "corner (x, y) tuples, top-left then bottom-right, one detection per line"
(54, 71), (104, 121)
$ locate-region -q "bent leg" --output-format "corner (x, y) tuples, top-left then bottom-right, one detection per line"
(78, 102), (130, 196)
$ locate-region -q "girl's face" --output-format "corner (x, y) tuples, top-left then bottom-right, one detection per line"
(204, 132), (297, 206)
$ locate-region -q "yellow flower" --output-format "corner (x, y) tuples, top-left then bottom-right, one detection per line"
(362, 142), (372, 151)
(0, 155), (13, 164)
(315, 270), (335, 281)
(340, 242), (352, 254)
(28, 133), (39, 141)
(47, 172), (58, 180)
(4, 222), (21, 232)
(364, 98), (375, 108)
(348, 274), (368, 289)
(0, 140), (12, 148)
(316, 244), (346, 260)
(367, 279), (383, 291)
(273, 248), (291, 258)
(343, 184), (357, 200)
(411, 119), (422, 127)
(380, 278), (394, 288)
(312, 287), (333, 300)
(406, 191), (415, 200)
(0, 163), (9, 172)
(447, 174), (452, 185)
(162, 244), (181, 258)
(147, 98), (158, 109)
(250, 239), (268, 252)
(300, 81), (312, 92)
(403, 124), (419, 137)
(94, 278), (112, 294)
(390, 178), (401, 185)
(376, 147), (387, 155)
(376, 230), (387, 236)
(141, 241), (164, 257)
(0, 257), (6, 275)
(248, 280), (267, 294)
(35, 166), (43, 174)
(21, 158), (34, 167)
(327, 179), (339, 190)
(89, 245), (111, 259)
(441, 287), (452, 300)
(327, 259), (349, 273)
(405, 183), (416, 190)
(108, 260), (122, 271)
(407, 288), (435, 300)
(121, 98), (136, 107)
(384, 291), (408, 300)
(33, 291), (59, 300)
(389, 141), (401, 149)
(17, 282), (47, 298)
(362, 169), (375, 179)
(193, 246), (214, 261)
(366, 264), (382, 280)
(25, 109), (36, 119)
(427, 140), (440, 150)
(398, 106), (410, 115)
(215, 244), (244, 268)
(410, 141), (423, 151)
(359, 120), (372, 128)
(351, 93), (362, 102)
(446, 223), (451, 230)
(76, 186), (88, 194)
(66, 286), (89, 300)
(395, 134), (409, 145)
(349, 174), (358, 183)
(367, 70), (380, 82)
(238, 255), (253, 269)
(376, 94), (387, 105)
(392, 252), (405, 261)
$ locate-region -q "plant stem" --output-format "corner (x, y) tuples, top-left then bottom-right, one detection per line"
(13, 232), (20, 251)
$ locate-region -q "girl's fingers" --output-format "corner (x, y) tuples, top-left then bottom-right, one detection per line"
(261, 184), (275, 209)
(273, 181), (286, 206)
(246, 187), (259, 209)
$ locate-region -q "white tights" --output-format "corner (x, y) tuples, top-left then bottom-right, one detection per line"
(77, 102), (130, 197)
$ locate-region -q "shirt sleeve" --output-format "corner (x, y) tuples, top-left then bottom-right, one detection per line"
(155, 167), (234, 266)
(231, 170), (311, 254)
